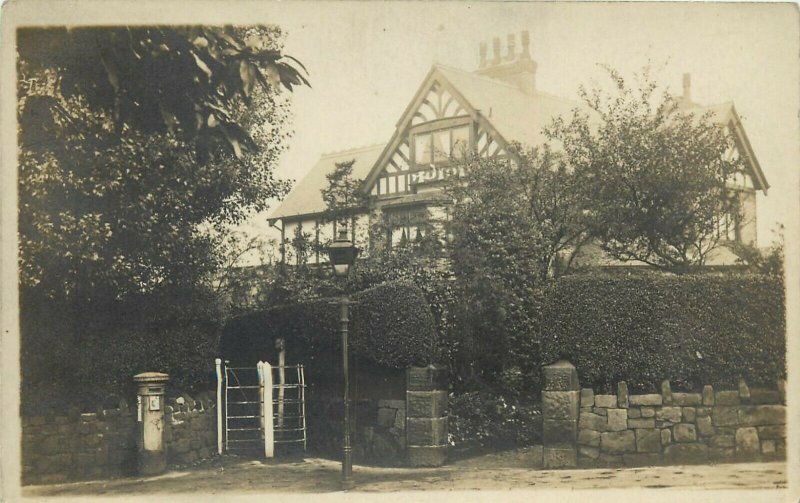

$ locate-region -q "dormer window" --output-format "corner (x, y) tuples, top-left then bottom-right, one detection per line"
(413, 125), (470, 165)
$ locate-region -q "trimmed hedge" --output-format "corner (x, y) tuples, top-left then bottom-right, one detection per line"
(540, 273), (785, 392)
(222, 280), (439, 369)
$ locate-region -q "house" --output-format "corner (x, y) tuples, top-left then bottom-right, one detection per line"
(267, 32), (769, 267)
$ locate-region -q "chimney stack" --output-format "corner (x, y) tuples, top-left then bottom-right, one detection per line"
(479, 41), (488, 68)
(521, 30), (531, 58)
(492, 37), (502, 65)
(506, 33), (516, 61)
(683, 73), (692, 103)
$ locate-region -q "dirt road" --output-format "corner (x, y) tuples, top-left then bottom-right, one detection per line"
(24, 450), (786, 497)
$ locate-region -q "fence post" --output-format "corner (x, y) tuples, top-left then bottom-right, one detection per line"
(542, 360), (579, 468)
(215, 358), (223, 455)
(258, 361), (275, 458)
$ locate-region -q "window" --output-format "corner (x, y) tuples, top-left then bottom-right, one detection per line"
(414, 125), (470, 165)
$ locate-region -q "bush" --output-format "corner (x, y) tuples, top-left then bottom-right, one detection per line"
(20, 287), (222, 415)
(221, 280), (439, 369)
(448, 391), (542, 451)
(540, 273), (785, 392)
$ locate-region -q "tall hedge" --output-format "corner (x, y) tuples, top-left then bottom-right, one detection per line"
(222, 280), (439, 369)
(540, 273), (785, 392)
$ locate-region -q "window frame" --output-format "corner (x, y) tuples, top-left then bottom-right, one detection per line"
(409, 118), (473, 168)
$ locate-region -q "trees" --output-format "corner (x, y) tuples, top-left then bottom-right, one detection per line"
(547, 65), (745, 273)
(17, 26), (308, 409)
(444, 147), (587, 382)
(18, 25), (307, 301)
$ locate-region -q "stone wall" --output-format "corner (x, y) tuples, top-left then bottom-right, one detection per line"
(576, 380), (786, 467)
(164, 394), (218, 466)
(22, 392), (218, 485)
(355, 399), (406, 464)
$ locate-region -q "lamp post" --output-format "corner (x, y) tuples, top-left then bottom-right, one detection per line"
(327, 227), (359, 490)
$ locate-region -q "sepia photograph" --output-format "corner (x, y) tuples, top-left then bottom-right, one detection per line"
(1, 1), (798, 501)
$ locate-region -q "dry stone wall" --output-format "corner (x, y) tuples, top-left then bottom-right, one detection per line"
(22, 392), (218, 485)
(576, 380), (786, 467)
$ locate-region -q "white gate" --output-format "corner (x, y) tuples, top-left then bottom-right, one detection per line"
(215, 359), (307, 457)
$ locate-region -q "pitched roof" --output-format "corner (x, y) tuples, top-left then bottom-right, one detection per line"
(433, 64), (582, 147)
(267, 143), (384, 220)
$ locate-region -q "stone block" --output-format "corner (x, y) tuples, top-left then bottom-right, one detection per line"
(738, 378), (750, 401)
(735, 427), (760, 456)
(664, 444), (708, 464)
(761, 440), (776, 455)
(542, 390), (580, 421)
(702, 385), (714, 405)
(579, 445), (600, 459)
(696, 406), (711, 417)
(715, 390), (740, 406)
(623, 453), (661, 467)
(661, 381), (672, 405)
(660, 428), (671, 446)
(712, 406), (739, 426)
(749, 388), (782, 405)
(580, 407), (592, 414)
(406, 417), (447, 446)
(656, 407), (682, 423)
(598, 453), (625, 467)
(406, 390), (447, 418)
(708, 435), (736, 448)
(406, 446), (445, 468)
(682, 407), (696, 423)
(629, 394), (663, 406)
(593, 407), (607, 416)
(696, 416), (714, 436)
(606, 409), (627, 431)
(174, 439), (191, 454)
(641, 407), (655, 418)
(673, 424), (697, 442)
(757, 425), (785, 440)
(627, 407), (641, 419)
(594, 395), (616, 408)
(600, 430), (636, 453)
(543, 361), (579, 391)
(578, 428), (601, 447)
(543, 447), (577, 468)
(709, 447), (735, 461)
(617, 382), (629, 408)
(543, 419), (577, 447)
(628, 418), (655, 429)
(738, 405), (786, 426)
(635, 429), (661, 453)
(406, 366), (448, 392)
(673, 393), (702, 406)
(578, 412), (606, 431)
(376, 407), (397, 428)
(580, 388), (595, 407)
(378, 399), (406, 410)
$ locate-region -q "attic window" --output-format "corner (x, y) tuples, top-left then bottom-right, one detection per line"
(414, 126), (470, 165)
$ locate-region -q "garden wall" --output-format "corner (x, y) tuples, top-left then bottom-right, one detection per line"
(541, 360), (786, 468)
(22, 392), (217, 485)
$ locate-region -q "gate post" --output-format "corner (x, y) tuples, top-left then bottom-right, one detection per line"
(134, 372), (169, 475)
(542, 360), (579, 468)
(406, 365), (448, 466)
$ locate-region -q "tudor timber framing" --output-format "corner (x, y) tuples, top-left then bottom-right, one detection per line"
(360, 65), (511, 196)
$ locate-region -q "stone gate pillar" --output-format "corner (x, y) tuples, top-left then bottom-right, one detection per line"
(406, 365), (448, 467)
(542, 360), (579, 468)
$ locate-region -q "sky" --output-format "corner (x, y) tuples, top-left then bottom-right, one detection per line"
(236, 2), (799, 252)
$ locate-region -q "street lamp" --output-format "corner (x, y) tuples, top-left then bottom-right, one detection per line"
(326, 226), (359, 490)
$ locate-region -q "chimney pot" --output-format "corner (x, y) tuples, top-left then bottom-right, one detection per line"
(479, 41), (487, 68)
(492, 37), (501, 65)
(506, 34), (516, 61)
(683, 73), (691, 102)
(521, 30), (531, 57)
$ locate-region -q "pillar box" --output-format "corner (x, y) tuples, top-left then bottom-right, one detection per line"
(134, 372), (169, 475)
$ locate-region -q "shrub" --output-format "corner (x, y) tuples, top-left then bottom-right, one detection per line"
(540, 273), (785, 392)
(221, 280), (439, 369)
(448, 391), (542, 451)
